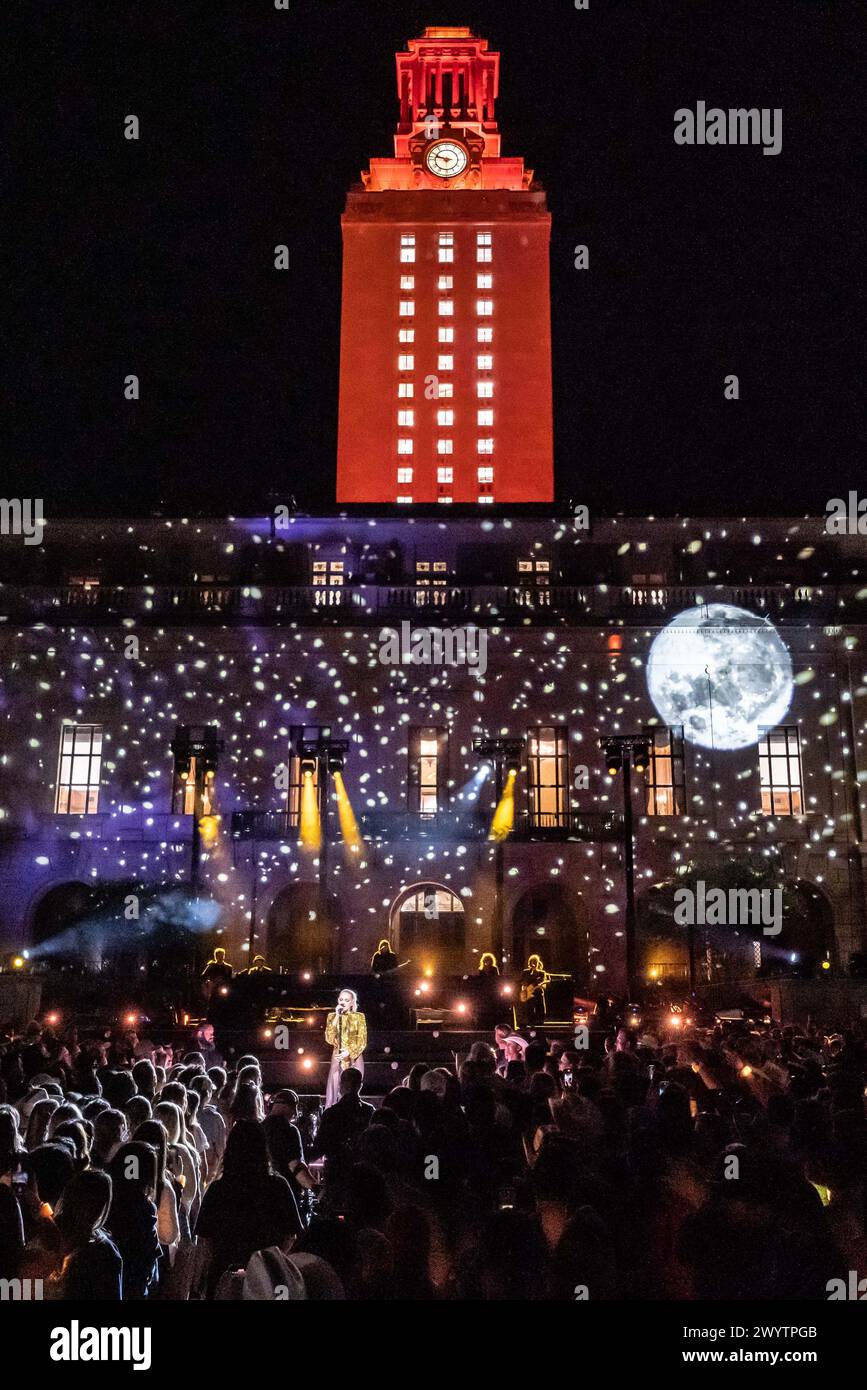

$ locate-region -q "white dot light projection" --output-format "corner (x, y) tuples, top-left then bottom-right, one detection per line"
(646, 603), (794, 750)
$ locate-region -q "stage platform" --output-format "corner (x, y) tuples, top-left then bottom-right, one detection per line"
(213, 1024), (581, 1094)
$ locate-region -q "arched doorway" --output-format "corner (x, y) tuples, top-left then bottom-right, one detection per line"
(389, 883), (466, 972)
(510, 884), (588, 986)
(267, 883), (336, 972)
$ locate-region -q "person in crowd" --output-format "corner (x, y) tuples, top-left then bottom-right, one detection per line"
(106, 1141), (160, 1299)
(193, 1119), (303, 1297)
(52, 1169), (122, 1300)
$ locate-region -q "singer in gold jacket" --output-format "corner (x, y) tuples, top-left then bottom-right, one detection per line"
(324, 989), (367, 1108)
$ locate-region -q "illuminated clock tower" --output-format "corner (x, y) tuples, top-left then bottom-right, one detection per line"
(336, 27), (554, 505)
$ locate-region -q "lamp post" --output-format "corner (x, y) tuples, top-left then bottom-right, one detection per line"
(473, 736), (524, 964)
(599, 734), (650, 1002)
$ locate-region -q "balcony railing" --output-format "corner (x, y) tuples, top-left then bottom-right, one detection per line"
(231, 807), (625, 843)
(0, 580), (852, 626)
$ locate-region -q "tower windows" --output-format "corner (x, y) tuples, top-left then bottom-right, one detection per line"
(477, 232), (492, 263)
(400, 234), (416, 263)
(438, 232), (454, 263)
(398, 354), (414, 371)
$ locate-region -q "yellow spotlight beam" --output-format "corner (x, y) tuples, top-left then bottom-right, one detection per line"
(490, 768), (517, 841)
(300, 768), (322, 851)
(333, 771), (364, 851)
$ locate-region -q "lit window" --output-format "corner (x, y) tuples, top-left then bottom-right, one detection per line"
(477, 274), (493, 289)
(400, 234), (416, 264)
(400, 275), (415, 290)
(528, 727), (569, 828)
(437, 409), (454, 427)
(478, 439), (494, 454)
(477, 327), (493, 343)
(437, 466), (453, 483)
(478, 495), (494, 504)
(55, 723), (102, 814)
(398, 410), (415, 427)
(477, 246), (492, 263)
(438, 232), (454, 265)
(438, 496), (453, 505)
(477, 233), (492, 245)
(410, 727), (446, 815)
(437, 439), (453, 455)
(399, 301), (414, 317)
(397, 467), (413, 484)
(312, 559), (344, 586)
(398, 382), (414, 398)
(477, 409), (494, 426)
(438, 355), (454, 372)
(397, 495), (413, 504)
(759, 727), (803, 815)
(398, 354), (414, 371)
(476, 300), (493, 316)
(438, 301), (454, 316)
(437, 276), (453, 290)
(437, 382), (454, 398)
(398, 329), (414, 343)
(438, 327), (454, 343)
(644, 726), (686, 815)
(477, 466), (494, 483)
(397, 439), (414, 454)
(477, 381), (494, 398)
(477, 354), (493, 370)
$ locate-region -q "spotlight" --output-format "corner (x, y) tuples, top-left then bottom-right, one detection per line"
(327, 750), (345, 773)
(300, 758), (317, 776)
(124, 1012), (138, 1027)
(740, 1064), (753, 1079)
(45, 1011), (61, 1026)
(454, 1000), (468, 1015)
(11, 956), (25, 971)
(301, 1057), (313, 1071)
(501, 983), (513, 996)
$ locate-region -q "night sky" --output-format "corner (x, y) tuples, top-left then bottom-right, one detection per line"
(9, 0), (862, 517)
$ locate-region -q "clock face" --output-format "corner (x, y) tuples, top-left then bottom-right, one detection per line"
(425, 140), (469, 180)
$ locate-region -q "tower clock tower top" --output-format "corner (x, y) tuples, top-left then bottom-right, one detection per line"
(360, 27), (535, 193)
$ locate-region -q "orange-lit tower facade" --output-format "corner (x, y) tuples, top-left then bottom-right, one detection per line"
(336, 27), (553, 505)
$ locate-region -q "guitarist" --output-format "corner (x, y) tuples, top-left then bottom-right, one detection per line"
(519, 953), (549, 1026)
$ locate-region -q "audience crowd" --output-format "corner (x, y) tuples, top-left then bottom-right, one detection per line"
(0, 1013), (865, 1299)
